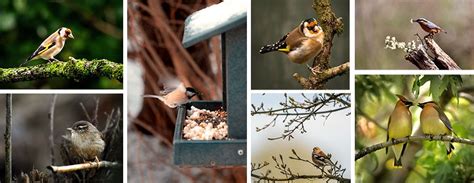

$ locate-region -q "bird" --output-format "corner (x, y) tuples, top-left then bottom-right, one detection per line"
(417, 101), (456, 156)
(386, 95), (413, 168)
(312, 147), (332, 167)
(22, 27), (74, 66)
(66, 121), (105, 162)
(143, 83), (200, 108)
(259, 18), (325, 64)
(411, 18), (447, 36)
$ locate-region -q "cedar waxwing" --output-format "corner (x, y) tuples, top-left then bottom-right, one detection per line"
(312, 147), (332, 167)
(386, 95), (413, 167)
(143, 83), (200, 108)
(23, 27), (74, 66)
(417, 101), (456, 156)
(259, 18), (324, 64)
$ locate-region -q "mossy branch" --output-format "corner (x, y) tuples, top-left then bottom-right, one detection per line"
(0, 57), (123, 83)
(355, 135), (474, 160)
(293, 0), (348, 89)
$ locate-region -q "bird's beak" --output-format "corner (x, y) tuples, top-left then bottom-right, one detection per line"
(68, 33), (74, 39)
(67, 128), (73, 131)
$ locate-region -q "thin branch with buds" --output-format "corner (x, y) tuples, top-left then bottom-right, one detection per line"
(251, 93), (350, 140)
(251, 149), (349, 182)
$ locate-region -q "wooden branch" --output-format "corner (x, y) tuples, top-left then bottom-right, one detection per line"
(404, 36), (460, 70)
(0, 57), (123, 83)
(4, 94), (12, 183)
(47, 161), (120, 174)
(405, 49), (438, 70)
(425, 37), (460, 69)
(355, 135), (474, 160)
(49, 94), (58, 181)
(293, 62), (349, 89)
(293, 0), (348, 89)
(251, 173), (349, 183)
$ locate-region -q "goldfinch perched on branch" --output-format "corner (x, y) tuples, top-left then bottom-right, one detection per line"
(22, 27), (74, 66)
(259, 18), (324, 64)
(386, 95), (413, 168)
(417, 101), (456, 156)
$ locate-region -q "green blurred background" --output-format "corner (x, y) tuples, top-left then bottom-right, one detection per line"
(251, 0), (349, 89)
(355, 75), (474, 182)
(356, 0), (474, 69)
(0, 0), (123, 89)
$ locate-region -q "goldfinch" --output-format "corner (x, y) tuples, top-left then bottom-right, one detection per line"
(143, 83), (200, 108)
(259, 18), (324, 64)
(386, 95), (413, 168)
(417, 101), (456, 156)
(22, 27), (74, 66)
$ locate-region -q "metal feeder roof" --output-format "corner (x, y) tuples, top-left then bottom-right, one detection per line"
(182, 0), (247, 48)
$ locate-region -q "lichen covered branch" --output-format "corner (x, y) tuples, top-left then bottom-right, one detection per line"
(0, 57), (123, 83)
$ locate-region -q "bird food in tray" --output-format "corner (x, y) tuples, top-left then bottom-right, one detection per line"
(183, 106), (228, 140)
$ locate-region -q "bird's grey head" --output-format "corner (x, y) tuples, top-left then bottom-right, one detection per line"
(185, 87), (199, 99)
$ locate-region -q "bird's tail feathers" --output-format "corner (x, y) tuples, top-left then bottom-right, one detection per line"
(393, 157), (403, 168)
(143, 94), (165, 102)
(446, 142), (455, 158)
(20, 57), (33, 67)
(259, 35), (288, 54)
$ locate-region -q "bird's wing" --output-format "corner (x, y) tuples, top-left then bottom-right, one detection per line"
(142, 94), (165, 101)
(433, 105), (456, 134)
(425, 21), (442, 30)
(28, 34), (58, 60)
(285, 27), (305, 50)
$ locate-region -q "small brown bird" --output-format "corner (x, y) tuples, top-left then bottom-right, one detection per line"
(143, 83), (200, 108)
(312, 147), (331, 167)
(411, 18), (447, 36)
(418, 101), (456, 156)
(67, 121), (105, 162)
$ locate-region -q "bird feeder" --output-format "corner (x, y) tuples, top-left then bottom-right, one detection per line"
(173, 0), (247, 167)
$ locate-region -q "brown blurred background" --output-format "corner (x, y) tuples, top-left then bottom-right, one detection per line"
(127, 0), (245, 182)
(0, 94), (122, 180)
(356, 0), (474, 69)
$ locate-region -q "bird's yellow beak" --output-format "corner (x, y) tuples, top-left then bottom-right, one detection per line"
(68, 33), (74, 39)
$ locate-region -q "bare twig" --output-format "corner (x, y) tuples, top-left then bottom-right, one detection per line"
(251, 149), (349, 182)
(5, 94), (12, 183)
(48, 161), (120, 174)
(48, 94), (58, 180)
(251, 93), (350, 140)
(355, 135), (474, 160)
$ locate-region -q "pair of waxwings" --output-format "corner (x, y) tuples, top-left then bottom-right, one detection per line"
(387, 95), (456, 167)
